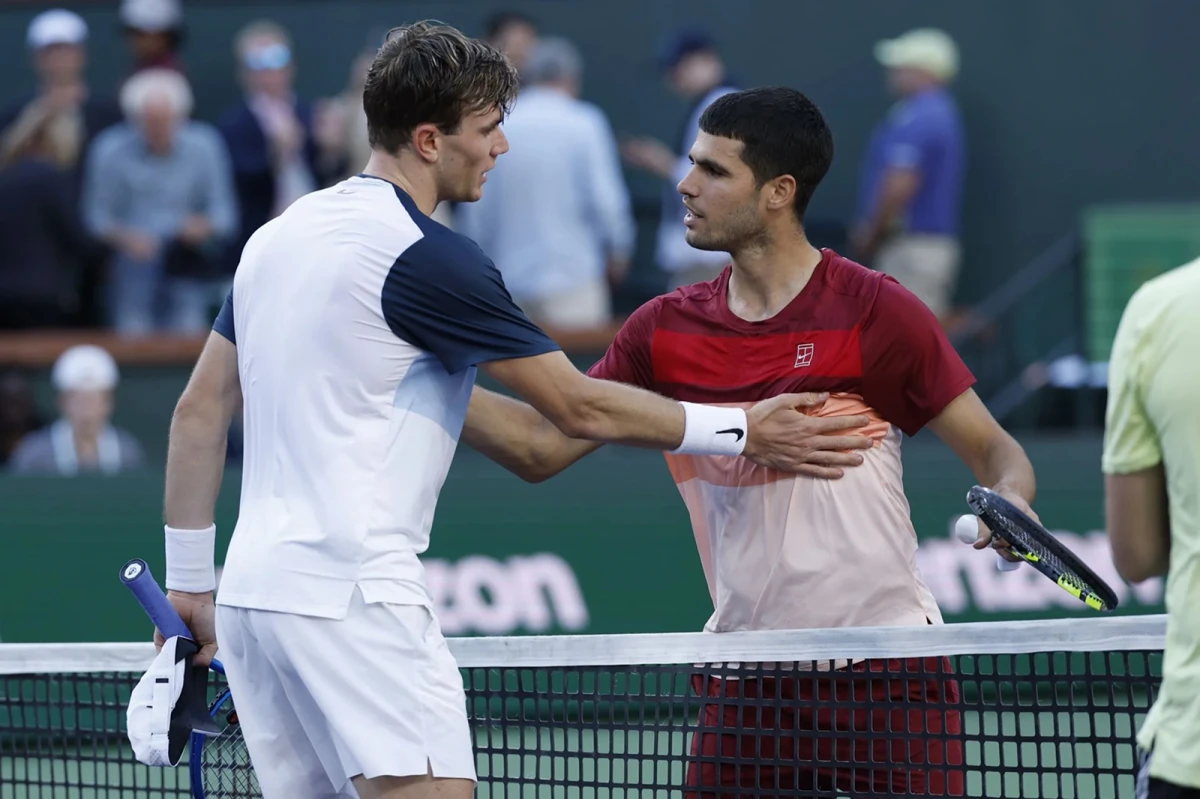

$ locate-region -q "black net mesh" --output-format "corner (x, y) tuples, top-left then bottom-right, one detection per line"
(0, 639), (1162, 798)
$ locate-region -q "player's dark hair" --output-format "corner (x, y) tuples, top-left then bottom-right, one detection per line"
(699, 87), (834, 223)
(363, 20), (519, 155)
(484, 11), (537, 42)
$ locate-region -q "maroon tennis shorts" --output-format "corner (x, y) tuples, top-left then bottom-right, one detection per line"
(685, 657), (965, 798)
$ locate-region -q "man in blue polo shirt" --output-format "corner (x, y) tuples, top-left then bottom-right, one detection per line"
(853, 28), (965, 324)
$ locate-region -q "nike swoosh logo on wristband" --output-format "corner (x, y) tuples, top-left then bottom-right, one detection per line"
(716, 427), (745, 442)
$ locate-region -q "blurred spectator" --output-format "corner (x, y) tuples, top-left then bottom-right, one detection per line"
(457, 38), (634, 331)
(318, 47), (375, 181)
(623, 26), (737, 290)
(484, 11), (539, 78)
(0, 370), (46, 467)
(8, 345), (145, 476)
(852, 28), (965, 323)
(121, 0), (185, 76)
(0, 10), (122, 177)
(83, 69), (237, 335)
(0, 101), (105, 329)
(218, 21), (345, 273)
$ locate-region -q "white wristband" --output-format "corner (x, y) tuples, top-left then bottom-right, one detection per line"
(165, 524), (217, 593)
(671, 402), (748, 457)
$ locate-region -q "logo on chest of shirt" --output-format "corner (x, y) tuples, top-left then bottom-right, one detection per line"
(794, 343), (815, 368)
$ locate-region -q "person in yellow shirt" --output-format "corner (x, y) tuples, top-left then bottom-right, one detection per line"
(1102, 256), (1200, 799)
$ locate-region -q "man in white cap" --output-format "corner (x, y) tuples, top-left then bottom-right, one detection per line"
(852, 28), (965, 325)
(0, 9), (122, 175)
(0, 10), (123, 326)
(8, 344), (145, 475)
(121, 0), (186, 76)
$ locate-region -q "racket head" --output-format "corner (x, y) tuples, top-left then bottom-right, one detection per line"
(190, 684), (260, 798)
(966, 485), (1120, 612)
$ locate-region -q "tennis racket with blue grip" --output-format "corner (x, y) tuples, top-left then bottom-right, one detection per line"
(120, 558), (261, 798)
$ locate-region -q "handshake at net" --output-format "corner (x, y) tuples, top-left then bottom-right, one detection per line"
(738, 391), (875, 479)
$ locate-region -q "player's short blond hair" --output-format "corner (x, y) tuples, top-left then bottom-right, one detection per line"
(362, 20), (518, 155)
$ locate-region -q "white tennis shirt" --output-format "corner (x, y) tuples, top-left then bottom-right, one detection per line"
(212, 175), (560, 619)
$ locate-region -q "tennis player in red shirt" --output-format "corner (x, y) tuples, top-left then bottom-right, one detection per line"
(462, 86), (1036, 797)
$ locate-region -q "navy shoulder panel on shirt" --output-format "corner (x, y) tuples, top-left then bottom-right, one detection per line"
(213, 289), (235, 344)
(380, 184), (560, 374)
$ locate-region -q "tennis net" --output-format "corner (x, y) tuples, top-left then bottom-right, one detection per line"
(0, 615), (1165, 798)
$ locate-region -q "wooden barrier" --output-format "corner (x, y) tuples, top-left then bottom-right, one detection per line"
(0, 322), (623, 369)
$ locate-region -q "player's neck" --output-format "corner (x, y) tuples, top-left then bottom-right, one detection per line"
(362, 152), (439, 216)
(727, 231), (822, 322)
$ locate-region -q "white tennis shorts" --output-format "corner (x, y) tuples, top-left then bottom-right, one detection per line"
(214, 588), (475, 799)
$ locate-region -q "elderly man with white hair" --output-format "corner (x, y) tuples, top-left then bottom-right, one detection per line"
(456, 36), (634, 330)
(852, 28), (966, 324)
(83, 68), (237, 335)
(8, 344), (145, 475)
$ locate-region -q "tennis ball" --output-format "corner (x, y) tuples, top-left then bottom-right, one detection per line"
(954, 514), (978, 544)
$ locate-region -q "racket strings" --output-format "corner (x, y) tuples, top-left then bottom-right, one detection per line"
(202, 709), (259, 798)
(998, 515), (1093, 592)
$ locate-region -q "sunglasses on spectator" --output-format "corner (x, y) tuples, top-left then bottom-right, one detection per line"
(244, 42), (291, 71)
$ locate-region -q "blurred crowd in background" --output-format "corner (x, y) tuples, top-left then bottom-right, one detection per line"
(0, 0), (966, 336)
(0, 0), (967, 474)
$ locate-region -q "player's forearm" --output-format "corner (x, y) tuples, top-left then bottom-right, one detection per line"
(565, 377), (688, 449)
(164, 400), (229, 531)
(481, 352), (747, 461)
(463, 387), (599, 482)
(975, 431), (1036, 505)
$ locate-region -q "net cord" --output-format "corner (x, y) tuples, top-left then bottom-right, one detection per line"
(0, 614), (1166, 675)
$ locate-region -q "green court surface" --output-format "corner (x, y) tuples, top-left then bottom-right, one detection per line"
(3, 710), (1142, 799)
(2, 744), (190, 799)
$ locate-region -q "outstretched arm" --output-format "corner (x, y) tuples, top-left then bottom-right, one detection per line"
(466, 353), (872, 482)
(462, 386), (602, 483)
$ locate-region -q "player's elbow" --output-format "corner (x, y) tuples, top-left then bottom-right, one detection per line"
(171, 386), (230, 438)
(518, 462), (558, 484)
(544, 377), (610, 442)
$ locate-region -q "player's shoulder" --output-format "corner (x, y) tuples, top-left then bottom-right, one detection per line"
(1126, 256), (1200, 316)
(614, 268), (729, 342)
(820, 249), (888, 302)
(817, 249), (939, 333)
(404, 212), (493, 274)
(1113, 257), (1200, 356)
(658, 267), (729, 315)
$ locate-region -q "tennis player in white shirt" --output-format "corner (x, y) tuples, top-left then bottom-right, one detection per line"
(153, 21), (874, 799)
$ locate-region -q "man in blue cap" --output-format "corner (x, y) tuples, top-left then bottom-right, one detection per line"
(622, 26), (737, 290)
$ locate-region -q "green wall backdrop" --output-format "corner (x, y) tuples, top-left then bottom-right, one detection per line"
(0, 432), (1161, 644)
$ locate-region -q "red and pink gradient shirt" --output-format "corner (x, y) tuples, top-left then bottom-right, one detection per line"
(587, 249), (976, 633)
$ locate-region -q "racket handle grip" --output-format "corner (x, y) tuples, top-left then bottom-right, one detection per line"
(996, 553), (1021, 572)
(120, 558), (194, 641)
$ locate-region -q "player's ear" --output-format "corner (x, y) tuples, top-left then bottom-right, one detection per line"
(763, 174), (797, 212)
(410, 123), (441, 163)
